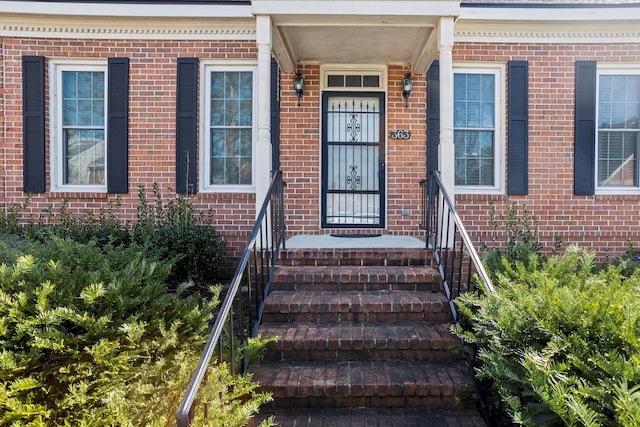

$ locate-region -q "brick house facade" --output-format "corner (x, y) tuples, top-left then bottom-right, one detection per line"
(1, 0), (639, 260)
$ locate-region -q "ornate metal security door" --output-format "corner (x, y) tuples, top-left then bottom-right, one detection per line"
(322, 93), (385, 228)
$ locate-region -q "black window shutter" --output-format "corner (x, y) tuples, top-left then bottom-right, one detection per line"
(22, 56), (46, 193)
(508, 60), (529, 195)
(176, 58), (198, 194)
(574, 61), (597, 196)
(107, 58), (129, 194)
(271, 57), (281, 172)
(427, 61), (440, 176)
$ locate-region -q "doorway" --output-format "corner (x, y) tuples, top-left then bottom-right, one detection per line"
(321, 92), (386, 228)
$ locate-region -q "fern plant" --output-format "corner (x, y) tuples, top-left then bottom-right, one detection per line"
(0, 238), (271, 426)
(455, 247), (640, 426)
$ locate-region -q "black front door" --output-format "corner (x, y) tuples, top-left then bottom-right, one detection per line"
(321, 92), (385, 228)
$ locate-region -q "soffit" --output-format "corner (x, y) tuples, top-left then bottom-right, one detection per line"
(252, 1), (461, 74)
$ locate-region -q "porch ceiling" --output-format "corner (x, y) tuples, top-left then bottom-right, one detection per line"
(252, 1), (461, 74)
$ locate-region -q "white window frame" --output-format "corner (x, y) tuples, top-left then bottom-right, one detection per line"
(320, 65), (387, 92)
(595, 64), (640, 195)
(49, 59), (108, 193)
(453, 63), (505, 195)
(200, 62), (257, 193)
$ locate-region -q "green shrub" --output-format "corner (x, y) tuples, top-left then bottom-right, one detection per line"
(482, 201), (543, 279)
(0, 238), (270, 426)
(0, 184), (226, 285)
(134, 184), (226, 283)
(455, 247), (640, 426)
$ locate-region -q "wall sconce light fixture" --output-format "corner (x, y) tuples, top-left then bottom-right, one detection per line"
(293, 72), (304, 106)
(402, 72), (413, 108)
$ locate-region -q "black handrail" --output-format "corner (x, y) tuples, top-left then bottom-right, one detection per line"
(176, 171), (286, 427)
(420, 170), (495, 424)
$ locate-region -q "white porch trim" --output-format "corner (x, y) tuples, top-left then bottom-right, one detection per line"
(256, 15), (273, 219)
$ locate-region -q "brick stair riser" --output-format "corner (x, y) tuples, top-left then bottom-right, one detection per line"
(251, 360), (475, 410)
(270, 281), (441, 292)
(263, 311), (452, 323)
(278, 249), (433, 267)
(267, 395), (467, 409)
(271, 268), (441, 292)
(264, 348), (462, 362)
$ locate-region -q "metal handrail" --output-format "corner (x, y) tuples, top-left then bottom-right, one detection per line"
(176, 170), (286, 427)
(420, 170), (495, 425)
(421, 171), (495, 299)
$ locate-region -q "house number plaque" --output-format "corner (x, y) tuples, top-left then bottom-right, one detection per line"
(390, 130), (411, 140)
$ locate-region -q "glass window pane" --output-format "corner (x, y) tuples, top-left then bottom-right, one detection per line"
(77, 72), (93, 98)
(226, 72), (239, 99)
(598, 73), (640, 188)
(211, 73), (225, 99)
(482, 101), (495, 128)
(78, 100), (93, 125)
(63, 72), (77, 98)
(454, 74), (466, 100)
(239, 72), (253, 99)
(63, 99), (77, 126)
(239, 129), (252, 157)
(346, 75), (361, 87)
(211, 157), (226, 185)
(454, 102), (467, 127)
(211, 99), (225, 126)
(93, 100), (104, 126)
(239, 100), (252, 126)
(363, 75), (379, 87)
(239, 157), (252, 185)
(599, 75), (612, 101)
(63, 129), (105, 185)
(328, 75), (344, 87)
(466, 75), (482, 101)
(60, 69), (105, 186)
(208, 70), (254, 186)
(482, 75), (495, 102)
(211, 129), (226, 156)
(454, 72), (497, 187)
(466, 102), (481, 127)
(598, 131), (639, 187)
(226, 129), (240, 157)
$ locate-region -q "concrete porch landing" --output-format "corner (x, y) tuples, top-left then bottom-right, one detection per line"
(285, 234), (426, 249)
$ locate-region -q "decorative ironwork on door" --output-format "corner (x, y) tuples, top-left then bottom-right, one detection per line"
(322, 93), (385, 228)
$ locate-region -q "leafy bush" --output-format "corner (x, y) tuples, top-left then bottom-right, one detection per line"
(0, 184), (226, 284)
(455, 247), (640, 426)
(134, 184), (226, 283)
(482, 201), (544, 279)
(0, 238), (271, 426)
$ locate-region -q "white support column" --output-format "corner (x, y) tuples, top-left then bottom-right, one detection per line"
(255, 15), (272, 218)
(438, 16), (455, 201)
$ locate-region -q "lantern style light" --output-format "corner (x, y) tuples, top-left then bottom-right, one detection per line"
(402, 72), (413, 108)
(293, 72), (304, 106)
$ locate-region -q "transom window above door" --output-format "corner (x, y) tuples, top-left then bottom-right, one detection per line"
(320, 67), (387, 91)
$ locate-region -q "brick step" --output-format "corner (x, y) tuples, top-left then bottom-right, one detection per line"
(278, 248), (432, 267)
(249, 406), (486, 427)
(261, 321), (460, 361)
(250, 359), (475, 408)
(271, 265), (441, 292)
(262, 290), (451, 323)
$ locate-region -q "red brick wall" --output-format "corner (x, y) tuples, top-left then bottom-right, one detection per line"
(453, 42), (640, 260)
(3, 36), (640, 262)
(1, 37), (257, 259)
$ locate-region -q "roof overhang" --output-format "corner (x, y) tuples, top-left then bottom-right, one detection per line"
(252, 1), (460, 74)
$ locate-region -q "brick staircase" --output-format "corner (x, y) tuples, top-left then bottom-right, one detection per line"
(249, 247), (484, 426)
